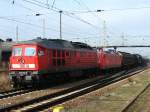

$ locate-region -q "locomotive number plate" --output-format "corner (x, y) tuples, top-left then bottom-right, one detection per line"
(20, 64), (25, 68)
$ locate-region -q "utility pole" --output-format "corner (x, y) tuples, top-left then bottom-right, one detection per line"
(59, 10), (62, 39)
(43, 19), (45, 38)
(121, 33), (125, 46)
(16, 25), (18, 41)
(103, 20), (107, 47)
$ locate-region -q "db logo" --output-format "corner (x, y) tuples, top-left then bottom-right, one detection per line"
(17, 58), (25, 64)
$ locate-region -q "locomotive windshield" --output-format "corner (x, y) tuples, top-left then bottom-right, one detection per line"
(12, 47), (22, 56)
(25, 47), (36, 56)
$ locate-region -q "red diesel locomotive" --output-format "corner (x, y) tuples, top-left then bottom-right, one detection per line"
(9, 39), (98, 86)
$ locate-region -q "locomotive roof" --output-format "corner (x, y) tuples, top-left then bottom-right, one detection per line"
(71, 42), (93, 50)
(118, 51), (132, 55)
(15, 38), (93, 50)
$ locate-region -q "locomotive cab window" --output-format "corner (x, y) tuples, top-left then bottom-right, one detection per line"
(12, 47), (22, 56)
(25, 47), (36, 56)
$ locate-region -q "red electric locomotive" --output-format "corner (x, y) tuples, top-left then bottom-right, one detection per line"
(9, 38), (98, 86)
(97, 49), (122, 70)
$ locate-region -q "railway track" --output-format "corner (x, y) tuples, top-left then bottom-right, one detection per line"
(0, 66), (147, 112)
(0, 88), (35, 99)
(0, 70), (36, 100)
(122, 83), (150, 112)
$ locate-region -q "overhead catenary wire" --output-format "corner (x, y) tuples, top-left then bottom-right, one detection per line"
(20, 0), (101, 39)
(64, 6), (150, 14)
(8, 1), (150, 38)
(29, 0), (47, 6)
(51, 0), (56, 8)
(6, 1), (101, 38)
(29, 0), (50, 8)
(11, 0), (130, 43)
(0, 16), (58, 32)
(11, 0), (40, 14)
(0, 16), (101, 37)
(11, 0), (93, 31)
(52, 6), (100, 29)
(6, 0), (100, 37)
(19, 0), (101, 39)
(22, 0), (100, 30)
(73, 0), (102, 21)
(73, 0), (103, 45)
(71, 1), (130, 42)
(3, 0), (150, 45)
(105, 6), (150, 11)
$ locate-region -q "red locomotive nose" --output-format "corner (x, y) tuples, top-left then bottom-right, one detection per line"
(10, 45), (38, 70)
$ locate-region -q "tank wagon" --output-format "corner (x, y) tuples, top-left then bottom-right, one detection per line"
(9, 38), (143, 87)
(119, 52), (143, 68)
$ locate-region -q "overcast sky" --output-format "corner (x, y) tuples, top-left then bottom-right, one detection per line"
(0, 0), (150, 57)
